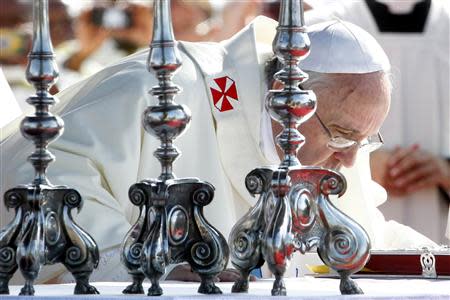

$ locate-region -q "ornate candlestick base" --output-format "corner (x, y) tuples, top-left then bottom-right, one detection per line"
(121, 179), (228, 296)
(230, 167), (370, 296)
(0, 185), (99, 295)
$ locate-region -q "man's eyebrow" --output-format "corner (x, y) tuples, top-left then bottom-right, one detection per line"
(329, 124), (364, 139)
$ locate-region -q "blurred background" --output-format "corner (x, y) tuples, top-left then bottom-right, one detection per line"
(0, 0), (284, 106)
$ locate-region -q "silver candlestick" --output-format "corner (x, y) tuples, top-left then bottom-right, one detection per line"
(229, 0), (371, 295)
(120, 0), (228, 296)
(0, 0), (99, 296)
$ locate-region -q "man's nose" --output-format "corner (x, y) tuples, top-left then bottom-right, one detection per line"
(333, 147), (358, 168)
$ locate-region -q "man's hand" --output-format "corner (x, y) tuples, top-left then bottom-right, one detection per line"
(165, 264), (254, 282)
(372, 145), (450, 197)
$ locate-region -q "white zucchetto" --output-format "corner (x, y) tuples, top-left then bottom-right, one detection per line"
(301, 20), (391, 74)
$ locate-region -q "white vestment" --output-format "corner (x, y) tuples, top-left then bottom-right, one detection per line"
(0, 68), (21, 129)
(0, 16), (436, 283)
(306, 0), (450, 244)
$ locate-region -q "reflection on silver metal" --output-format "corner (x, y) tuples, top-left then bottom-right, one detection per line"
(0, 0), (99, 296)
(120, 0), (228, 296)
(229, 0), (371, 296)
(421, 249), (437, 278)
(168, 205), (189, 246)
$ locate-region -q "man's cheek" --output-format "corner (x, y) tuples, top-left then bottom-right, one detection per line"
(298, 144), (322, 166)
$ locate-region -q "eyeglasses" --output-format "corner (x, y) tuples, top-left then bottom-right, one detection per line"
(314, 112), (384, 153)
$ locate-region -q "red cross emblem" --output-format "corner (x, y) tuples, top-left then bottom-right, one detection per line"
(210, 76), (239, 112)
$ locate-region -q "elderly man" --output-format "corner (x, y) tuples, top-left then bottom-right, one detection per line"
(0, 16), (435, 283)
(304, 0), (450, 245)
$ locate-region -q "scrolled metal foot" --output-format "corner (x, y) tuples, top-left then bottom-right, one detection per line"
(230, 168), (271, 295)
(198, 275), (222, 294)
(0, 252), (18, 295)
(0, 274), (12, 294)
(17, 208), (43, 297)
(0, 195), (22, 296)
(61, 190), (100, 296)
(315, 174), (370, 295)
(231, 271), (249, 293)
(121, 185), (148, 295)
(122, 272), (145, 294)
(0, 285), (9, 294)
(339, 273), (363, 295)
(19, 280), (35, 296)
(73, 272), (99, 294)
(271, 275), (286, 296)
(141, 205), (167, 297)
(147, 279), (163, 296)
